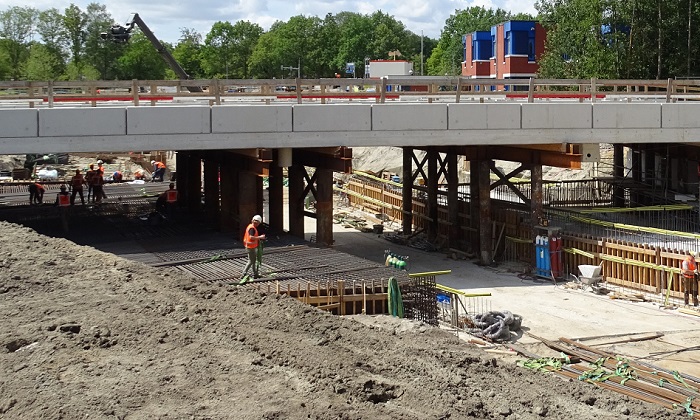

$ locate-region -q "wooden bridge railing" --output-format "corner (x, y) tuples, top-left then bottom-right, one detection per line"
(1, 77), (699, 108)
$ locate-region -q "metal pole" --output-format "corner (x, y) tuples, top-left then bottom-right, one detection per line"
(421, 30), (424, 76)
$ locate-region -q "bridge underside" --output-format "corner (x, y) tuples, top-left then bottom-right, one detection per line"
(173, 144), (563, 263)
(168, 142), (700, 265)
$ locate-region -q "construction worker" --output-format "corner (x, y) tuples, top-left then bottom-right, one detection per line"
(28, 181), (45, 205)
(241, 215), (266, 281)
(92, 168), (105, 205)
(112, 170), (123, 183)
(70, 169), (85, 205)
(86, 164), (96, 203)
(55, 184), (70, 207)
(155, 183), (177, 219)
(151, 160), (166, 182)
(96, 160), (107, 199)
(681, 251), (699, 306)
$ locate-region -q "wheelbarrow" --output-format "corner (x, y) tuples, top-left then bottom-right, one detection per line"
(571, 263), (604, 293)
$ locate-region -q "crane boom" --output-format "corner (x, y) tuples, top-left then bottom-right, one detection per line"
(108, 13), (203, 93)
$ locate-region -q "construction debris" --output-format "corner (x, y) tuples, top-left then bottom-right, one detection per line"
(521, 333), (700, 417)
(608, 291), (647, 302)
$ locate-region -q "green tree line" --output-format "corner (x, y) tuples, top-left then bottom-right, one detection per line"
(2, 2), (697, 82)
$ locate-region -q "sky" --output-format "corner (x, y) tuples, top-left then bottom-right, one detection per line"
(1, 0), (537, 44)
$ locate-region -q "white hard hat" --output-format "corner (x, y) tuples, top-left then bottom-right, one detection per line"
(252, 215), (262, 223)
(690, 251), (696, 257)
(151, 160), (156, 164)
(97, 160), (103, 164)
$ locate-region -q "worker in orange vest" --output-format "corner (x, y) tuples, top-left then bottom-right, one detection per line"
(55, 184), (70, 207)
(28, 182), (45, 205)
(151, 160), (166, 182)
(241, 215), (266, 281)
(155, 183), (177, 220)
(70, 169), (86, 205)
(682, 252), (699, 306)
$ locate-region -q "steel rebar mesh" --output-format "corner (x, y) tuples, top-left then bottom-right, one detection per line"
(402, 275), (438, 326)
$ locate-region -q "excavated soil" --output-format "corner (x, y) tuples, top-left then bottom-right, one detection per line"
(0, 221), (685, 419)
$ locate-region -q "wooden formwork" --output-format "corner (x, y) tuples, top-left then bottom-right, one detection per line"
(562, 233), (688, 300)
(247, 279), (391, 316)
(344, 175), (694, 299)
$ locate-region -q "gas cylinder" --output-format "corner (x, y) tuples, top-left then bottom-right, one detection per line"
(396, 258), (407, 270)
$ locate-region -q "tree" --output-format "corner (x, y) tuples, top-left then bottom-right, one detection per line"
(0, 46), (11, 79)
(202, 21), (234, 78)
(63, 4), (87, 73)
(37, 8), (66, 53)
(172, 28), (203, 79)
(25, 43), (63, 80)
(332, 12), (374, 77)
(429, 7), (512, 75)
(249, 16), (325, 78)
(117, 31), (167, 80)
(0, 6), (38, 79)
(83, 3), (120, 80)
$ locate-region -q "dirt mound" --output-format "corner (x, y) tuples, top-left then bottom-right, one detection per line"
(0, 221), (677, 419)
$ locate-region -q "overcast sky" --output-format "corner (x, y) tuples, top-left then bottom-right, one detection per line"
(1, 0), (537, 44)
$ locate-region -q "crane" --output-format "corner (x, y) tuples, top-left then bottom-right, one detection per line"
(101, 13), (203, 93)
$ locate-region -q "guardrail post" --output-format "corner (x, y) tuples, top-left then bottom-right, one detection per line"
(212, 79), (221, 105)
(380, 78), (387, 104)
(666, 78), (674, 103)
(456, 77), (462, 103)
(132, 79), (139, 106)
(590, 77), (597, 103)
(296, 78), (302, 104)
(527, 77), (535, 103)
(47, 80), (54, 108)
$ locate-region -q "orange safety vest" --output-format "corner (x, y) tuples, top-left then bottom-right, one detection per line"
(154, 161), (166, 169)
(683, 258), (697, 278)
(71, 174), (84, 188)
(58, 194), (70, 207)
(243, 223), (259, 249)
(166, 190), (178, 203)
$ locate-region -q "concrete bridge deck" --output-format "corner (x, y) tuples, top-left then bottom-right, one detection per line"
(1, 77), (700, 155)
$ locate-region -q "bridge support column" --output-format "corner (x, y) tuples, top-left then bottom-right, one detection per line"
(631, 147), (642, 206)
(402, 147), (413, 235)
(288, 164), (305, 239)
(469, 158), (480, 254)
(175, 151), (187, 208)
(643, 145), (656, 205)
(184, 154), (201, 213)
(531, 163), (543, 226)
(478, 159), (492, 265)
(219, 162), (238, 233)
(315, 168), (333, 247)
(447, 149), (459, 249)
(613, 144), (625, 207)
(268, 150), (284, 233)
(427, 148), (438, 242)
(238, 171), (259, 236)
(203, 159), (220, 224)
